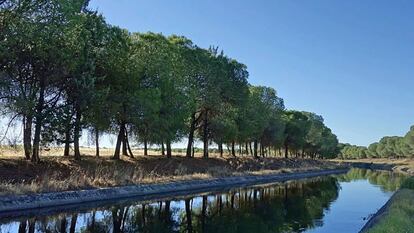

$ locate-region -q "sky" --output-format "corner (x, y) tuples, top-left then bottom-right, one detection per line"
(88, 0), (414, 146)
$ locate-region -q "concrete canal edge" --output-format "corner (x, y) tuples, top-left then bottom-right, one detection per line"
(0, 168), (348, 214)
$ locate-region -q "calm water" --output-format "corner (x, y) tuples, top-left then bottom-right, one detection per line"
(0, 169), (407, 233)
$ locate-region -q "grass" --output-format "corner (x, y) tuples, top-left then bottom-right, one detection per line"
(0, 146), (342, 195)
(366, 188), (414, 233)
(400, 176), (414, 189)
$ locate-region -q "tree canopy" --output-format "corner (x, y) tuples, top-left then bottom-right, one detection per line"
(0, 0), (340, 161)
(338, 126), (414, 159)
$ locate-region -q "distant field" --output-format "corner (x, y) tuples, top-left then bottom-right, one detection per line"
(0, 145), (172, 157)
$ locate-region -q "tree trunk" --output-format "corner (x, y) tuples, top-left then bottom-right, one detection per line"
(23, 115), (32, 160)
(186, 113), (196, 158)
(73, 108), (81, 160)
(64, 127), (70, 157)
(245, 142), (249, 156)
(122, 138), (128, 156)
(69, 214), (77, 233)
(284, 143), (289, 159)
(249, 142), (253, 155)
(112, 209), (122, 233)
(185, 199), (193, 233)
(253, 140), (258, 158)
(125, 127), (134, 158)
(113, 122), (125, 160)
(90, 211), (96, 230)
(32, 81), (45, 163)
(239, 143), (243, 155)
(60, 217), (67, 233)
(122, 125), (128, 157)
(141, 204), (146, 227)
(161, 142), (165, 156)
(231, 141), (236, 157)
(259, 143), (263, 157)
(121, 207), (129, 232)
(166, 140), (172, 158)
(18, 221), (27, 233)
(28, 220), (35, 233)
(95, 129), (99, 157)
(219, 143), (223, 157)
(164, 200), (171, 224)
(202, 110), (209, 159)
(201, 196), (207, 232)
(144, 139), (148, 156)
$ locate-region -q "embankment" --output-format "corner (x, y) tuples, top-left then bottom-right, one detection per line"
(0, 168), (348, 216)
(360, 177), (414, 233)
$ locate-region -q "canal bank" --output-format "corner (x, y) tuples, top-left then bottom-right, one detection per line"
(360, 177), (414, 233)
(0, 168), (348, 216)
(1, 168), (405, 233)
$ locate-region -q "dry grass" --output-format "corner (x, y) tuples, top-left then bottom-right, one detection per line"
(0, 146), (341, 196)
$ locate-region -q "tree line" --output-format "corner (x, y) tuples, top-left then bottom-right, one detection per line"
(339, 126), (414, 159)
(0, 0), (339, 162)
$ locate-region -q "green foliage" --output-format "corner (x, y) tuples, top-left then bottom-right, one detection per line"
(339, 144), (369, 159)
(401, 177), (414, 190)
(339, 126), (414, 159)
(0, 0), (340, 160)
(338, 168), (406, 192)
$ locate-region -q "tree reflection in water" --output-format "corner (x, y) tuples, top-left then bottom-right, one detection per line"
(6, 169), (405, 233)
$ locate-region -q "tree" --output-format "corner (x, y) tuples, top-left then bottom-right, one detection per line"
(0, 0), (93, 162)
(283, 111), (309, 158)
(130, 33), (189, 158)
(102, 28), (140, 160)
(183, 47), (249, 158)
(63, 6), (108, 160)
(240, 86), (284, 157)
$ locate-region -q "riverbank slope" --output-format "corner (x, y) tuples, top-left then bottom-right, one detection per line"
(0, 168), (348, 215)
(0, 155), (343, 196)
(360, 177), (414, 233)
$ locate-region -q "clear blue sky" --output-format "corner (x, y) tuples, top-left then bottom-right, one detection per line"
(89, 0), (414, 146)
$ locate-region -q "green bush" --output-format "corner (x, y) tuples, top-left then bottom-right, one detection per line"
(401, 177), (414, 190)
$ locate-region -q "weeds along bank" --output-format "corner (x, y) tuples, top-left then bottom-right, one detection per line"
(0, 154), (341, 196)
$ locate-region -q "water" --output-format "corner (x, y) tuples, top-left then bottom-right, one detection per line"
(0, 168), (407, 233)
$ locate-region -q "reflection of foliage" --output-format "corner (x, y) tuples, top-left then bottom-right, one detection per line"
(337, 168), (407, 192)
(178, 177), (340, 233)
(9, 177), (340, 233)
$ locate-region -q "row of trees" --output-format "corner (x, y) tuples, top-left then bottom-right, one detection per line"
(0, 0), (338, 162)
(338, 126), (414, 159)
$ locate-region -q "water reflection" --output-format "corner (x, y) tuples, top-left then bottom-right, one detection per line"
(3, 169), (406, 233)
(338, 168), (406, 192)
